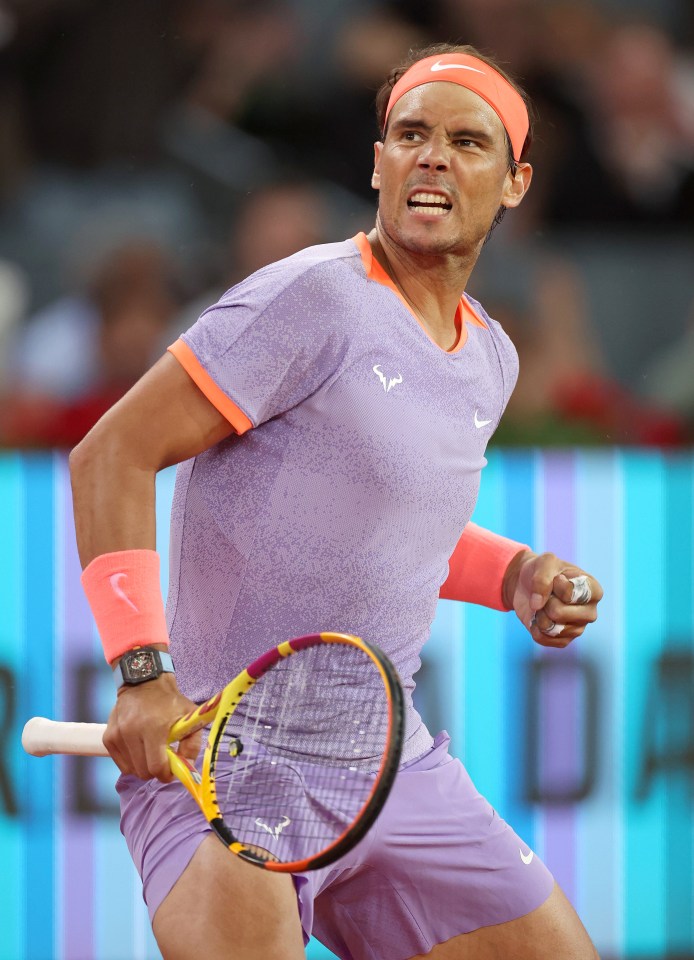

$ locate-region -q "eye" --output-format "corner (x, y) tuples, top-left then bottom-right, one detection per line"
(401, 130), (424, 142)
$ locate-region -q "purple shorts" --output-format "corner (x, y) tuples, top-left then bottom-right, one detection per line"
(118, 732), (554, 959)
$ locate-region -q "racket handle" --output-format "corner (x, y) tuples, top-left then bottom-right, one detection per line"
(22, 717), (109, 757)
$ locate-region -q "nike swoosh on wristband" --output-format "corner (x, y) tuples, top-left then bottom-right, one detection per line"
(109, 572), (139, 613)
(430, 60), (486, 75)
(474, 411), (493, 429)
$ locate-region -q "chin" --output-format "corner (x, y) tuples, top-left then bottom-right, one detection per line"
(381, 213), (465, 252)
(399, 228), (471, 257)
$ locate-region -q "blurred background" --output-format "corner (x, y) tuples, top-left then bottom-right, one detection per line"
(0, 0), (692, 958)
(0, 0), (693, 446)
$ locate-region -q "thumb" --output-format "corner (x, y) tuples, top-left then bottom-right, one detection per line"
(529, 590), (547, 612)
(523, 552), (562, 611)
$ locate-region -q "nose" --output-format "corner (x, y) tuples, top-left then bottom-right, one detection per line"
(417, 136), (450, 173)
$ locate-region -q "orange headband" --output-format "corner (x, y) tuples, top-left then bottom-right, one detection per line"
(385, 53), (529, 162)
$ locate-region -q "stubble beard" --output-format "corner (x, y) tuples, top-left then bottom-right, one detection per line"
(376, 205), (485, 264)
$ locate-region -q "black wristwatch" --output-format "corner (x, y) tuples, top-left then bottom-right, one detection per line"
(113, 646), (175, 690)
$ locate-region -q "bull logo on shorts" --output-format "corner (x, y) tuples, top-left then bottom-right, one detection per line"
(255, 815), (291, 839)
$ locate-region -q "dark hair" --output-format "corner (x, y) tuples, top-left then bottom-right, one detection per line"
(375, 42), (534, 168)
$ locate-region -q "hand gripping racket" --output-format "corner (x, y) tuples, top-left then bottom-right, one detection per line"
(22, 631), (404, 872)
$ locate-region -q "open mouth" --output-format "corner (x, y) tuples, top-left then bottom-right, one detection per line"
(407, 192), (453, 216)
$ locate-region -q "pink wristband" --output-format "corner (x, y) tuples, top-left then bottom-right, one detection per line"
(439, 522), (529, 610)
(81, 549), (170, 664)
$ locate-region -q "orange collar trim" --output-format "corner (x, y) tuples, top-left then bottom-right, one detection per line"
(351, 232), (486, 355)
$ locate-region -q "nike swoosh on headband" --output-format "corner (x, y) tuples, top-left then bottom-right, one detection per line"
(430, 60), (485, 75)
(384, 54), (529, 161)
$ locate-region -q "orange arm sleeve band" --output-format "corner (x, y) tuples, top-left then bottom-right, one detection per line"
(81, 549), (170, 664)
(439, 522), (529, 611)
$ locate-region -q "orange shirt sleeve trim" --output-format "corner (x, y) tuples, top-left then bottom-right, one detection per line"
(352, 231), (374, 274)
(168, 339), (254, 435)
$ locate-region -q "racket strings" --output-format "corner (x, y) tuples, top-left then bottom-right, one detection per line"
(215, 642), (391, 861)
(231, 644), (387, 764)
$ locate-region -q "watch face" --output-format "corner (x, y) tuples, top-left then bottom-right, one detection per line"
(124, 650), (157, 682)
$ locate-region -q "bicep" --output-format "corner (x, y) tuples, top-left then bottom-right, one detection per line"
(87, 351), (236, 471)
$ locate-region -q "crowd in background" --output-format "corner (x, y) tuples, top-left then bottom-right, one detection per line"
(0, 0), (693, 447)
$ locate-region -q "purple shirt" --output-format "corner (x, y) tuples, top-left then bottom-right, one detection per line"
(167, 234), (518, 762)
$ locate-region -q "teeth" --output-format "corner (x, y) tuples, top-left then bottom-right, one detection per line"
(411, 205), (447, 215)
(409, 192), (450, 206)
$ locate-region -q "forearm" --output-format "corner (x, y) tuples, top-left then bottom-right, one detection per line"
(70, 417), (167, 665)
(70, 427), (157, 569)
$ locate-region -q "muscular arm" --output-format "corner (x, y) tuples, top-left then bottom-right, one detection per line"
(70, 352), (234, 566)
(70, 352), (235, 780)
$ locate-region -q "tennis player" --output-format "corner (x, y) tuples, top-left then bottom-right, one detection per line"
(71, 43), (602, 960)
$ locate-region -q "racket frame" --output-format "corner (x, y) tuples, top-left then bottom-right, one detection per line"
(165, 631), (404, 872)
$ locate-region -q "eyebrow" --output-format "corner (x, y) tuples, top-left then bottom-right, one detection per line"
(389, 117), (497, 145)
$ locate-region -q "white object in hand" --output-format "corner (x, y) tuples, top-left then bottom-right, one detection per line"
(22, 717), (108, 757)
(542, 621), (565, 638)
(569, 575), (592, 605)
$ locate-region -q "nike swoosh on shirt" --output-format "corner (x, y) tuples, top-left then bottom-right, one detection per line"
(430, 60), (486, 75)
(520, 849), (534, 865)
(474, 411), (493, 429)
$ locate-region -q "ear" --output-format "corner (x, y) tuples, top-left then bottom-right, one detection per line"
(501, 162), (532, 209)
(371, 141), (384, 191)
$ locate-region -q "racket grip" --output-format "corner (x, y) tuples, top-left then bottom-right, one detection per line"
(22, 717), (109, 758)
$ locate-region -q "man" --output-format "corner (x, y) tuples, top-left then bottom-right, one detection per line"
(71, 43), (602, 960)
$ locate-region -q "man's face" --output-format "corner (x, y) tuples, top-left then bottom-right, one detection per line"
(372, 82), (532, 257)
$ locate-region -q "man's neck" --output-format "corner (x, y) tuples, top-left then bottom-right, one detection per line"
(366, 226), (481, 351)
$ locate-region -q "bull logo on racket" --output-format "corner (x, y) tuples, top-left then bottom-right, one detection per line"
(255, 815), (291, 839)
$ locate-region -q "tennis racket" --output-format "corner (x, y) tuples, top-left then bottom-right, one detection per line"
(22, 631), (404, 872)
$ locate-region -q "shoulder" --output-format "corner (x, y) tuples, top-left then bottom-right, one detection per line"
(180, 239), (365, 369)
(215, 238), (365, 314)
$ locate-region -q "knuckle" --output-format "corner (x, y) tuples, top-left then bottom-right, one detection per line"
(544, 598), (562, 620)
(103, 728), (124, 757)
(153, 765), (171, 783)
